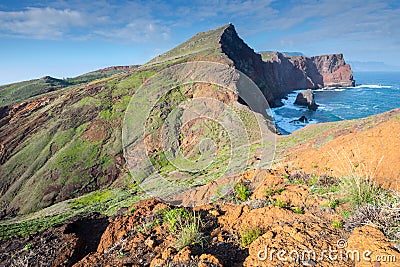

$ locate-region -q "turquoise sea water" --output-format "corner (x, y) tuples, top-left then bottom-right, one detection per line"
(272, 72), (400, 134)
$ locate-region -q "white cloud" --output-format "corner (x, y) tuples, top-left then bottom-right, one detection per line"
(0, 7), (88, 39)
(94, 18), (170, 43)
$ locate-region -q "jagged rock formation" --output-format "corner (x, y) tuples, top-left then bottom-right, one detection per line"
(294, 89), (318, 110)
(290, 115), (309, 124)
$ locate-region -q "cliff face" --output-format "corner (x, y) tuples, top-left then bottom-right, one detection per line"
(261, 52), (355, 91)
(218, 25), (354, 106)
(219, 25), (284, 106)
(312, 54), (355, 87)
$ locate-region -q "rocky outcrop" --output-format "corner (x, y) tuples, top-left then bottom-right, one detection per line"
(312, 54), (355, 87)
(219, 24), (284, 106)
(219, 25), (354, 107)
(290, 115), (309, 124)
(294, 89), (318, 110)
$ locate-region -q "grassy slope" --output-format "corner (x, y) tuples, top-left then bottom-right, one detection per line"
(0, 69), (156, 215)
(0, 67), (135, 107)
(147, 24), (230, 66)
(0, 25), (235, 219)
(0, 76), (68, 107)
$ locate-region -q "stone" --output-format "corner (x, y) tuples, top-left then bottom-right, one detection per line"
(294, 89), (318, 110)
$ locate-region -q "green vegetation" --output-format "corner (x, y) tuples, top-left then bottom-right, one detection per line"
(273, 199), (289, 208)
(324, 199), (340, 209)
(0, 67), (134, 107)
(23, 244), (33, 251)
(70, 190), (114, 209)
(134, 218), (161, 234)
(0, 66), (155, 217)
(332, 220), (343, 229)
(0, 212), (73, 241)
(292, 207), (305, 214)
(241, 227), (262, 247)
(0, 186), (143, 241)
(340, 175), (381, 208)
(162, 208), (190, 232)
(149, 151), (176, 174)
(341, 210), (351, 219)
(66, 67), (135, 85)
(311, 184), (340, 195)
(0, 76), (68, 107)
(265, 187), (285, 197)
(174, 213), (204, 250)
(160, 208), (204, 250)
(148, 24), (229, 65)
(234, 182), (252, 201)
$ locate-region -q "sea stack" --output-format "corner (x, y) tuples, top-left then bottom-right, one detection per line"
(294, 89), (318, 111)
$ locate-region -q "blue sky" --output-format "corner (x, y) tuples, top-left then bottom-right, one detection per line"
(0, 0), (399, 85)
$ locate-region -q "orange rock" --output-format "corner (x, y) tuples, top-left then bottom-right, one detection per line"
(347, 225), (400, 267)
(172, 246), (191, 263)
(198, 254), (223, 267)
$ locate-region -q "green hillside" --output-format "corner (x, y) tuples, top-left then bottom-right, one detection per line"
(0, 66), (136, 107)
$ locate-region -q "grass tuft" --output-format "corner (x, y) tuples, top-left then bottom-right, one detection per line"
(241, 227), (262, 247)
(234, 181), (251, 201)
(339, 175), (381, 208)
(273, 199), (289, 208)
(174, 213), (204, 251)
(292, 207), (305, 214)
(161, 208), (189, 232)
(332, 220), (343, 229)
(265, 187), (285, 197)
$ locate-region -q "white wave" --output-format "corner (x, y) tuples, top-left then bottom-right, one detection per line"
(314, 88), (347, 92)
(355, 84), (392, 89)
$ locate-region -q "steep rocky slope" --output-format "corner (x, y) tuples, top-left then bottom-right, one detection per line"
(0, 24), (276, 217)
(0, 69), (155, 217)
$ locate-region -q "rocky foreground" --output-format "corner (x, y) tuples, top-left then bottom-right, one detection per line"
(1, 168), (399, 267)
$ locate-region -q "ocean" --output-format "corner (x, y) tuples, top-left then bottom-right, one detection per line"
(271, 72), (400, 135)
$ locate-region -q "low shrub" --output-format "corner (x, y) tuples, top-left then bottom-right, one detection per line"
(174, 213), (204, 250)
(241, 227), (262, 247)
(339, 175), (381, 208)
(234, 181), (251, 201)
